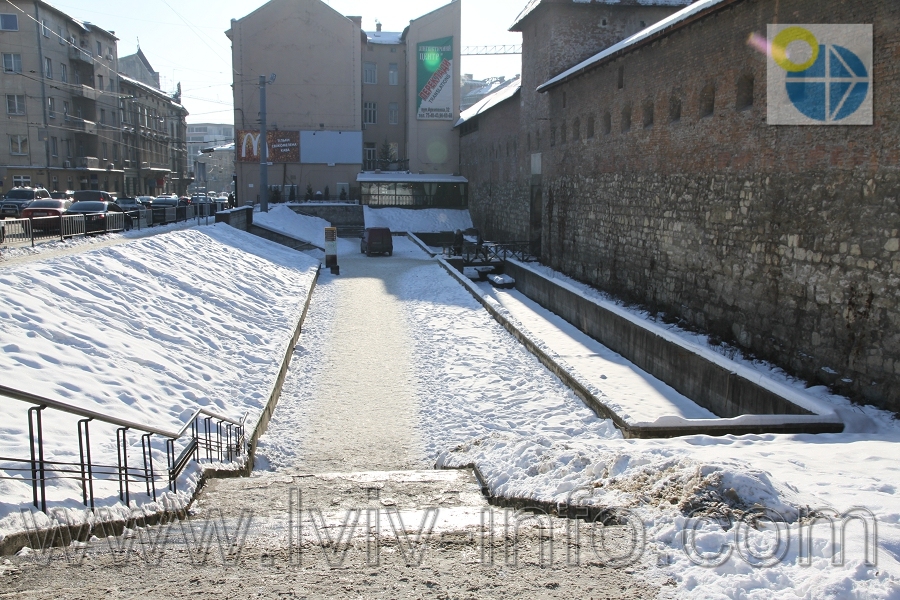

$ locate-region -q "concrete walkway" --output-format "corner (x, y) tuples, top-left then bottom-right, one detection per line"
(299, 253), (427, 472)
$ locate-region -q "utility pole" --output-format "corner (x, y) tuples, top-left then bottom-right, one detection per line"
(259, 75), (269, 212)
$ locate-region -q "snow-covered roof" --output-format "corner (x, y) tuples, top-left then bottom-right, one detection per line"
(365, 31), (403, 45)
(511, 0), (694, 31)
(118, 73), (184, 109)
(357, 172), (468, 184)
(455, 80), (521, 127)
(538, 0), (732, 91)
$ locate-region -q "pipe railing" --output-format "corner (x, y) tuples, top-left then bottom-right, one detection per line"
(0, 383), (247, 513)
(0, 202), (218, 250)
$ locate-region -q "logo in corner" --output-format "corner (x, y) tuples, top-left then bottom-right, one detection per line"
(767, 25), (872, 125)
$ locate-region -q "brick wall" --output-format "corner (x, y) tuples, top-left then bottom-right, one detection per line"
(464, 0), (900, 412)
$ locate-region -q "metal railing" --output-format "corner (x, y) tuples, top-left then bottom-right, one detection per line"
(1, 203), (219, 250)
(0, 383), (247, 513)
(443, 240), (538, 263)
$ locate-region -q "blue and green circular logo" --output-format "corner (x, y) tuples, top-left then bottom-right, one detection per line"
(772, 27), (870, 122)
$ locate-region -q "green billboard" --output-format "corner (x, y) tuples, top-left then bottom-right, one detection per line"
(416, 37), (454, 120)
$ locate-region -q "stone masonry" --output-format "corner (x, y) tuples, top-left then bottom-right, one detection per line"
(461, 0), (900, 412)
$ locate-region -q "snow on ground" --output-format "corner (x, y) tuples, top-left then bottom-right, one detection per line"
(476, 282), (718, 422)
(0, 224), (319, 537)
(5, 205), (899, 597)
(364, 206), (472, 232)
(254, 204), (359, 255)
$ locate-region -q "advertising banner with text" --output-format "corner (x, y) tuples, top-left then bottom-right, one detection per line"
(236, 130), (300, 163)
(416, 37), (454, 121)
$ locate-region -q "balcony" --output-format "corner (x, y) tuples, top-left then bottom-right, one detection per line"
(68, 118), (97, 135)
(77, 156), (100, 169)
(68, 46), (94, 65)
(70, 85), (100, 102)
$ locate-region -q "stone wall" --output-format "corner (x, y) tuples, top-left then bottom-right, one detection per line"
(463, 0), (900, 412)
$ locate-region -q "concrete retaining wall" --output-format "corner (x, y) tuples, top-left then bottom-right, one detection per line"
(214, 206), (254, 231)
(287, 203), (363, 227)
(248, 223), (323, 252)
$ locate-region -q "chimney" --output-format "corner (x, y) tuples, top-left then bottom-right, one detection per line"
(376, 21), (382, 32)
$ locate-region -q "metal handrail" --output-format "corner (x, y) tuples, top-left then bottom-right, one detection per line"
(0, 383), (245, 438)
(0, 383), (248, 513)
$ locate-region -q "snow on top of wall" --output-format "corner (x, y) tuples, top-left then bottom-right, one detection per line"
(456, 81), (521, 127)
(538, 0), (729, 91)
(512, 0), (694, 30)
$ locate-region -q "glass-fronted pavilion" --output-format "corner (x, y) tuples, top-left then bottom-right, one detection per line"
(356, 172), (468, 208)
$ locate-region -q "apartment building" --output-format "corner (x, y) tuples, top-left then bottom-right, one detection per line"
(228, 0), (462, 205)
(1, 1), (123, 193)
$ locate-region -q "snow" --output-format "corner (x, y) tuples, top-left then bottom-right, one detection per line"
(456, 81), (521, 127)
(476, 282), (718, 422)
(363, 206), (472, 233)
(0, 224), (319, 537)
(3, 208), (900, 598)
(538, 0), (728, 92)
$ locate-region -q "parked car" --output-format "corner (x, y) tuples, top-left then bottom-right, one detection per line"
(21, 199), (74, 232)
(115, 197), (147, 217)
(360, 227), (393, 256)
(137, 195), (155, 209)
(50, 190), (75, 200)
(66, 200), (131, 234)
(72, 190), (115, 203)
(1, 187), (51, 218)
(150, 196), (189, 223)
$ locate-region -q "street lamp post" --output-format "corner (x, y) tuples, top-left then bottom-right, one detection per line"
(259, 74), (268, 212)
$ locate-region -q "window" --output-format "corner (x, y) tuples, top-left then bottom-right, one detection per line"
(601, 18), (608, 27)
(51, 136), (58, 157)
(643, 100), (654, 128)
(97, 41), (102, 56)
(44, 57), (52, 79)
(389, 63), (398, 85)
(572, 118), (581, 141)
(63, 100), (69, 119)
(3, 53), (22, 73)
(363, 142), (376, 170)
(60, 63), (67, 83)
(74, 70), (80, 85)
(48, 97), (55, 118)
(13, 175), (30, 187)
(97, 74), (103, 91)
(100, 108), (106, 124)
(669, 93), (682, 122)
(9, 134), (28, 155)
(0, 14), (18, 31)
(560, 122), (567, 144)
(621, 104), (632, 132)
(736, 74), (754, 110)
(42, 20), (49, 37)
(6, 94), (25, 115)
(364, 62), (377, 84)
(602, 111), (611, 135)
(363, 101), (377, 124)
(102, 142), (107, 159)
(617, 66), (625, 90)
(699, 83), (715, 118)
(57, 26), (64, 44)
(113, 144), (118, 161)
(65, 139), (71, 157)
(389, 102), (399, 125)
(586, 116), (595, 138)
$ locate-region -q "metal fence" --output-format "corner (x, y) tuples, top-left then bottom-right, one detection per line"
(0, 383), (247, 512)
(0, 202), (220, 250)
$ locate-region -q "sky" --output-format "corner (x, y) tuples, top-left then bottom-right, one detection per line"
(43, 0), (525, 125)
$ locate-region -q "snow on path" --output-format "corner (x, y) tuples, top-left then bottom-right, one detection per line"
(256, 250), (428, 472)
(477, 282), (717, 422)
